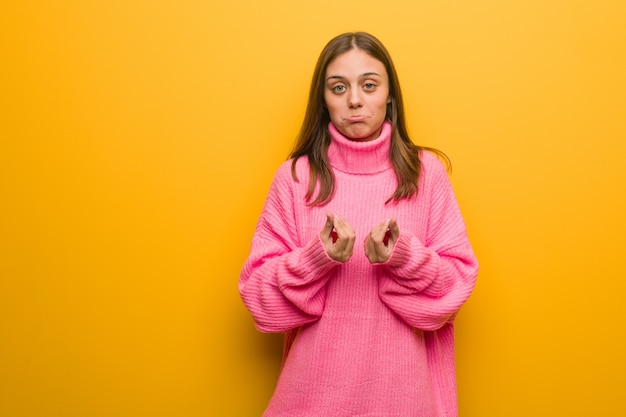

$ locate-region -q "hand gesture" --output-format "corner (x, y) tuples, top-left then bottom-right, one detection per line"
(320, 213), (355, 263)
(364, 218), (399, 264)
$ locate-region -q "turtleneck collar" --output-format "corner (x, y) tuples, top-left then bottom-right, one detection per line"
(327, 121), (393, 175)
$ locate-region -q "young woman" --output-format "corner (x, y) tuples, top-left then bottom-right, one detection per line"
(239, 32), (478, 417)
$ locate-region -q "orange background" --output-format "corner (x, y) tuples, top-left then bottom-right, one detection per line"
(1, 1), (625, 416)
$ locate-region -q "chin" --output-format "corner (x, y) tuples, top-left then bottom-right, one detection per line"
(353, 130), (378, 141)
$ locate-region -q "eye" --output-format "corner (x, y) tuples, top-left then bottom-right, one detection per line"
(332, 85), (346, 93)
(363, 83), (376, 90)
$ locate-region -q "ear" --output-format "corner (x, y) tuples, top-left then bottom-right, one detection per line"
(387, 96), (392, 104)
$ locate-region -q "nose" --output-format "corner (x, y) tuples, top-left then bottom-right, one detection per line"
(348, 89), (362, 108)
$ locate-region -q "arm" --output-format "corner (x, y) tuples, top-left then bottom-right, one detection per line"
(378, 157), (479, 331)
(239, 164), (339, 333)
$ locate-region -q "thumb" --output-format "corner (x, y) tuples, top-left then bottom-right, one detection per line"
(321, 212), (335, 236)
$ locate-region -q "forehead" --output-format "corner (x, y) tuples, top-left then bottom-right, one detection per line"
(325, 48), (387, 77)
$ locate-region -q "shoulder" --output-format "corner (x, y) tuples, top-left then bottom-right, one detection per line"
(419, 150), (449, 180)
(270, 157), (310, 190)
(275, 156), (309, 179)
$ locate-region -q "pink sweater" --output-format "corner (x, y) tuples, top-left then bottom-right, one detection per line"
(240, 122), (478, 417)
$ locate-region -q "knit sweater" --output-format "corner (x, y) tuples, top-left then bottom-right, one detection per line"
(239, 121), (478, 417)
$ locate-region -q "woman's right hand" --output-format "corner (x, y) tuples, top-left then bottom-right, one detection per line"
(320, 213), (355, 262)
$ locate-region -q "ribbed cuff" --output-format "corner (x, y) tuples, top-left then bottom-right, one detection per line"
(296, 235), (340, 278)
(384, 233), (414, 267)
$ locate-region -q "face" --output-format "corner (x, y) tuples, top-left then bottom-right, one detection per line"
(324, 48), (390, 142)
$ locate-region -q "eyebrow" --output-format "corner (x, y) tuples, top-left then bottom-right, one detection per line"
(326, 72), (382, 81)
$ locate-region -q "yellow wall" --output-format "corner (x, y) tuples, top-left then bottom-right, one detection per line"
(1, 1), (625, 416)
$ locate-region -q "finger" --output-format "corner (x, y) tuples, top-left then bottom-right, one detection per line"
(320, 212), (336, 243)
(331, 215), (344, 243)
(333, 215), (346, 232)
(378, 218), (390, 245)
(324, 212), (335, 233)
(388, 218), (399, 241)
(331, 216), (355, 262)
(368, 219), (388, 242)
(333, 216), (355, 239)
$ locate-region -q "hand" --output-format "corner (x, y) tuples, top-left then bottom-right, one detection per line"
(320, 213), (355, 262)
(364, 218), (399, 264)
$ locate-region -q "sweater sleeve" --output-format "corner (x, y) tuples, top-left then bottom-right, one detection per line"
(378, 156), (478, 331)
(239, 164), (339, 333)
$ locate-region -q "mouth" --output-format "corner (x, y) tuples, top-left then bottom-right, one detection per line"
(346, 115), (367, 123)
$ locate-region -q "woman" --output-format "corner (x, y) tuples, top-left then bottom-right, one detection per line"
(239, 32), (478, 417)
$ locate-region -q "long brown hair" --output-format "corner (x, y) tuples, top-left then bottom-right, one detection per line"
(289, 32), (449, 206)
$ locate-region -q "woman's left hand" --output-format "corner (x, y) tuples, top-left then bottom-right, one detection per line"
(364, 218), (399, 263)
